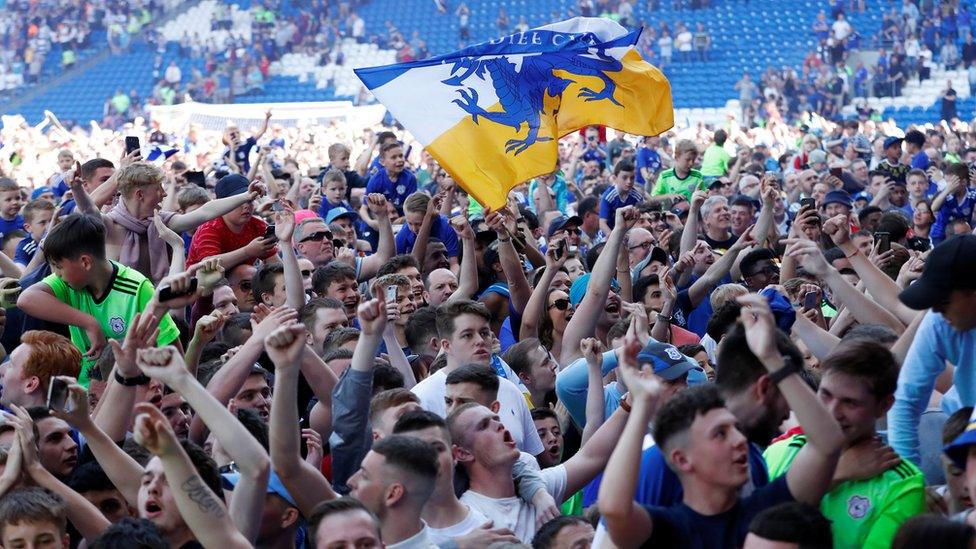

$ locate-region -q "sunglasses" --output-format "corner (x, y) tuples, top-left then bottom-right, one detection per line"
(300, 230), (333, 243)
(548, 298), (571, 311)
(301, 269), (312, 277)
(746, 265), (780, 278)
(629, 241), (654, 251)
(562, 228), (580, 236)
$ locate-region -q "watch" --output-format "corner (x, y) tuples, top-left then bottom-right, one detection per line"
(115, 371), (151, 386)
(768, 356), (803, 385)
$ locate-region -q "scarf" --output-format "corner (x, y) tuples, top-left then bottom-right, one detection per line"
(104, 202), (174, 284)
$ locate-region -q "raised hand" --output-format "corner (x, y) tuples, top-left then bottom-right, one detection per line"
(109, 311), (161, 378)
(194, 311), (226, 345)
(366, 193), (390, 217)
(580, 337), (604, 367)
(545, 236), (568, 268)
(737, 293), (781, 364)
(49, 377), (93, 430)
(264, 323), (308, 367)
(821, 214), (851, 247)
(154, 271), (201, 310)
(244, 235), (278, 258)
(731, 224), (757, 251)
(0, 278), (21, 310)
(784, 238), (831, 277)
(691, 190), (708, 211)
(136, 346), (190, 388)
(615, 205), (639, 231)
(154, 213), (184, 249)
(193, 258), (224, 295)
(660, 273), (678, 303)
(250, 306), (298, 341)
(484, 208), (510, 238)
(450, 215), (475, 240)
(357, 296), (388, 336)
(616, 332), (662, 406)
(672, 250), (695, 274)
(303, 428), (324, 467)
(274, 204), (296, 242)
(132, 402), (179, 457)
(308, 188), (322, 214)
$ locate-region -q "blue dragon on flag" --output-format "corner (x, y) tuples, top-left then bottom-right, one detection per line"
(441, 35), (624, 155)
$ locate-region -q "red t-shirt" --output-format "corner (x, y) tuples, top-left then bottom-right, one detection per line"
(186, 215), (276, 266)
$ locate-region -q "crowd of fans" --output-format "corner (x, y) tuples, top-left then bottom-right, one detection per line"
(1, 78), (976, 548)
(0, 0), (172, 95)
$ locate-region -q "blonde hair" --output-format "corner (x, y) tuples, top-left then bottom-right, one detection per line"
(116, 162), (164, 198)
(675, 139), (699, 156)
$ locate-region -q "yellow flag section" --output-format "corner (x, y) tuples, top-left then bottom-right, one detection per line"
(355, 17), (674, 210)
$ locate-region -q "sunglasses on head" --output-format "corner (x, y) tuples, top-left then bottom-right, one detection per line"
(549, 298), (571, 311)
(300, 230), (333, 243)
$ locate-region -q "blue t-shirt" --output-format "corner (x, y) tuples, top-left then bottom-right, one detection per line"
(636, 148), (662, 185)
(394, 215), (459, 257)
(599, 186), (643, 228)
(0, 215), (24, 237)
(641, 475), (792, 549)
(14, 237), (38, 266)
(910, 151), (930, 170)
(932, 189), (976, 243)
(584, 441), (768, 508)
(366, 169), (418, 215)
(581, 145), (607, 165)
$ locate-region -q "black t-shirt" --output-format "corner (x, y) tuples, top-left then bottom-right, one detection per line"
(703, 233), (737, 253)
(641, 475), (793, 549)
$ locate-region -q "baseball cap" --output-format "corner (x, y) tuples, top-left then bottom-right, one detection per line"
(853, 191), (873, 203)
(547, 215), (582, 238)
(883, 136), (904, 150)
(325, 206), (357, 224)
(215, 174), (250, 199)
(900, 234), (976, 310)
(631, 247), (670, 280)
(222, 470), (298, 508)
(821, 190), (853, 209)
(30, 186), (53, 199)
(636, 340), (703, 381)
(945, 406), (976, 468)
(569, 273), (622, 307)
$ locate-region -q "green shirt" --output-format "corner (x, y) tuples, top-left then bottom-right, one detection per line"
(651, 168), (704, 200)
(700, 143), (731, 177)
(43, 261), (180, 387)
(764, 434), (925, 549)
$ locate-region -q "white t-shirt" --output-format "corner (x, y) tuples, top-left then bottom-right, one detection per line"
(676, 31), (693, 52)
(411, 370), (545, 456)
(459, 464), (568, 543)
(832, 19), (852, 41)
(427, 506), (489, 545)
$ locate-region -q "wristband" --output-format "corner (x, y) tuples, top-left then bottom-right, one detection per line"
(619, 396), (632, 414)
(767, 356), (803, 385)
(114, 370), (151, 387)
(657, 313), (673, 324)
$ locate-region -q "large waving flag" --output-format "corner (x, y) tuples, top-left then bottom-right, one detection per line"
(355, 17), (673, 210)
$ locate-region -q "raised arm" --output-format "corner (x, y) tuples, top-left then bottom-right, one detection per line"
(753, 176), (778, 249)
(274, 206), (305, 309)
(822, 215), (918, 326)
(411, 192), (443, 267)
(253, 109), (272, 140)
(738, 294), (843, 505)
(96, 312), (161, 441)
(357, 193), (394, 281)
(598, 335), (660, 547)
(520, 243), (566, 340)
(486, 208), (532, 313)
(168, 181), (264, 233)
(786, 238), (905, 333)
(267, 324), (338, 517)
(562, 206), (637, 363)
(580, 338), (608, 445)
(18, 283), (107, 361)
(132, 402), (251, 549)
(51, 382), (144, 506)
(686, 225), (755, 307)
(680, 191), (707, 256)
(447, 215), (478, 302)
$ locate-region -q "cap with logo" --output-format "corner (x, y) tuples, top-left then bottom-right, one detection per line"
(900, 234), (976, 310)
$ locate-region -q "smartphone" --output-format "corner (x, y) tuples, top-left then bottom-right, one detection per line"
(47, 377), (70, 412)
(125, 136), (140, 155)
(385, 284), (398, 303)
(158, 278), (199, 302)
(800, 197), (816, 212)
(554, 239), (567, 260)
(802, 291), (819, 311)
(829, 167), (843, 178)
(265, 225), (277, 240)
(185, 171), (206, 187)
(333, 238), (344, 249)
(876, 231), (891, 254)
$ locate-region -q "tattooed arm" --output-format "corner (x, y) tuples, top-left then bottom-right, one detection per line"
(131, 400), (251, 548)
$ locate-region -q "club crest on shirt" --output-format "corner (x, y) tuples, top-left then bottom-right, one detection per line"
(847, 495), (870, 519)
(396, 185), (406, 195)
(666, 347), (683, 361)
(109, 316), (126, 334)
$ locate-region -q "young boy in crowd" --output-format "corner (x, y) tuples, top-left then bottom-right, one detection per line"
(0, 487), (71, 549)
(599, 159), (642, 233)
(317, 168), (353, 221)
(366, 142), (417, 216)
(14, 198), (55, 267)
(222, 110), (271, 174)
(652, 138), (704, 204)
(0, 178), (25, 237)
(16, 214), (180, 386)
